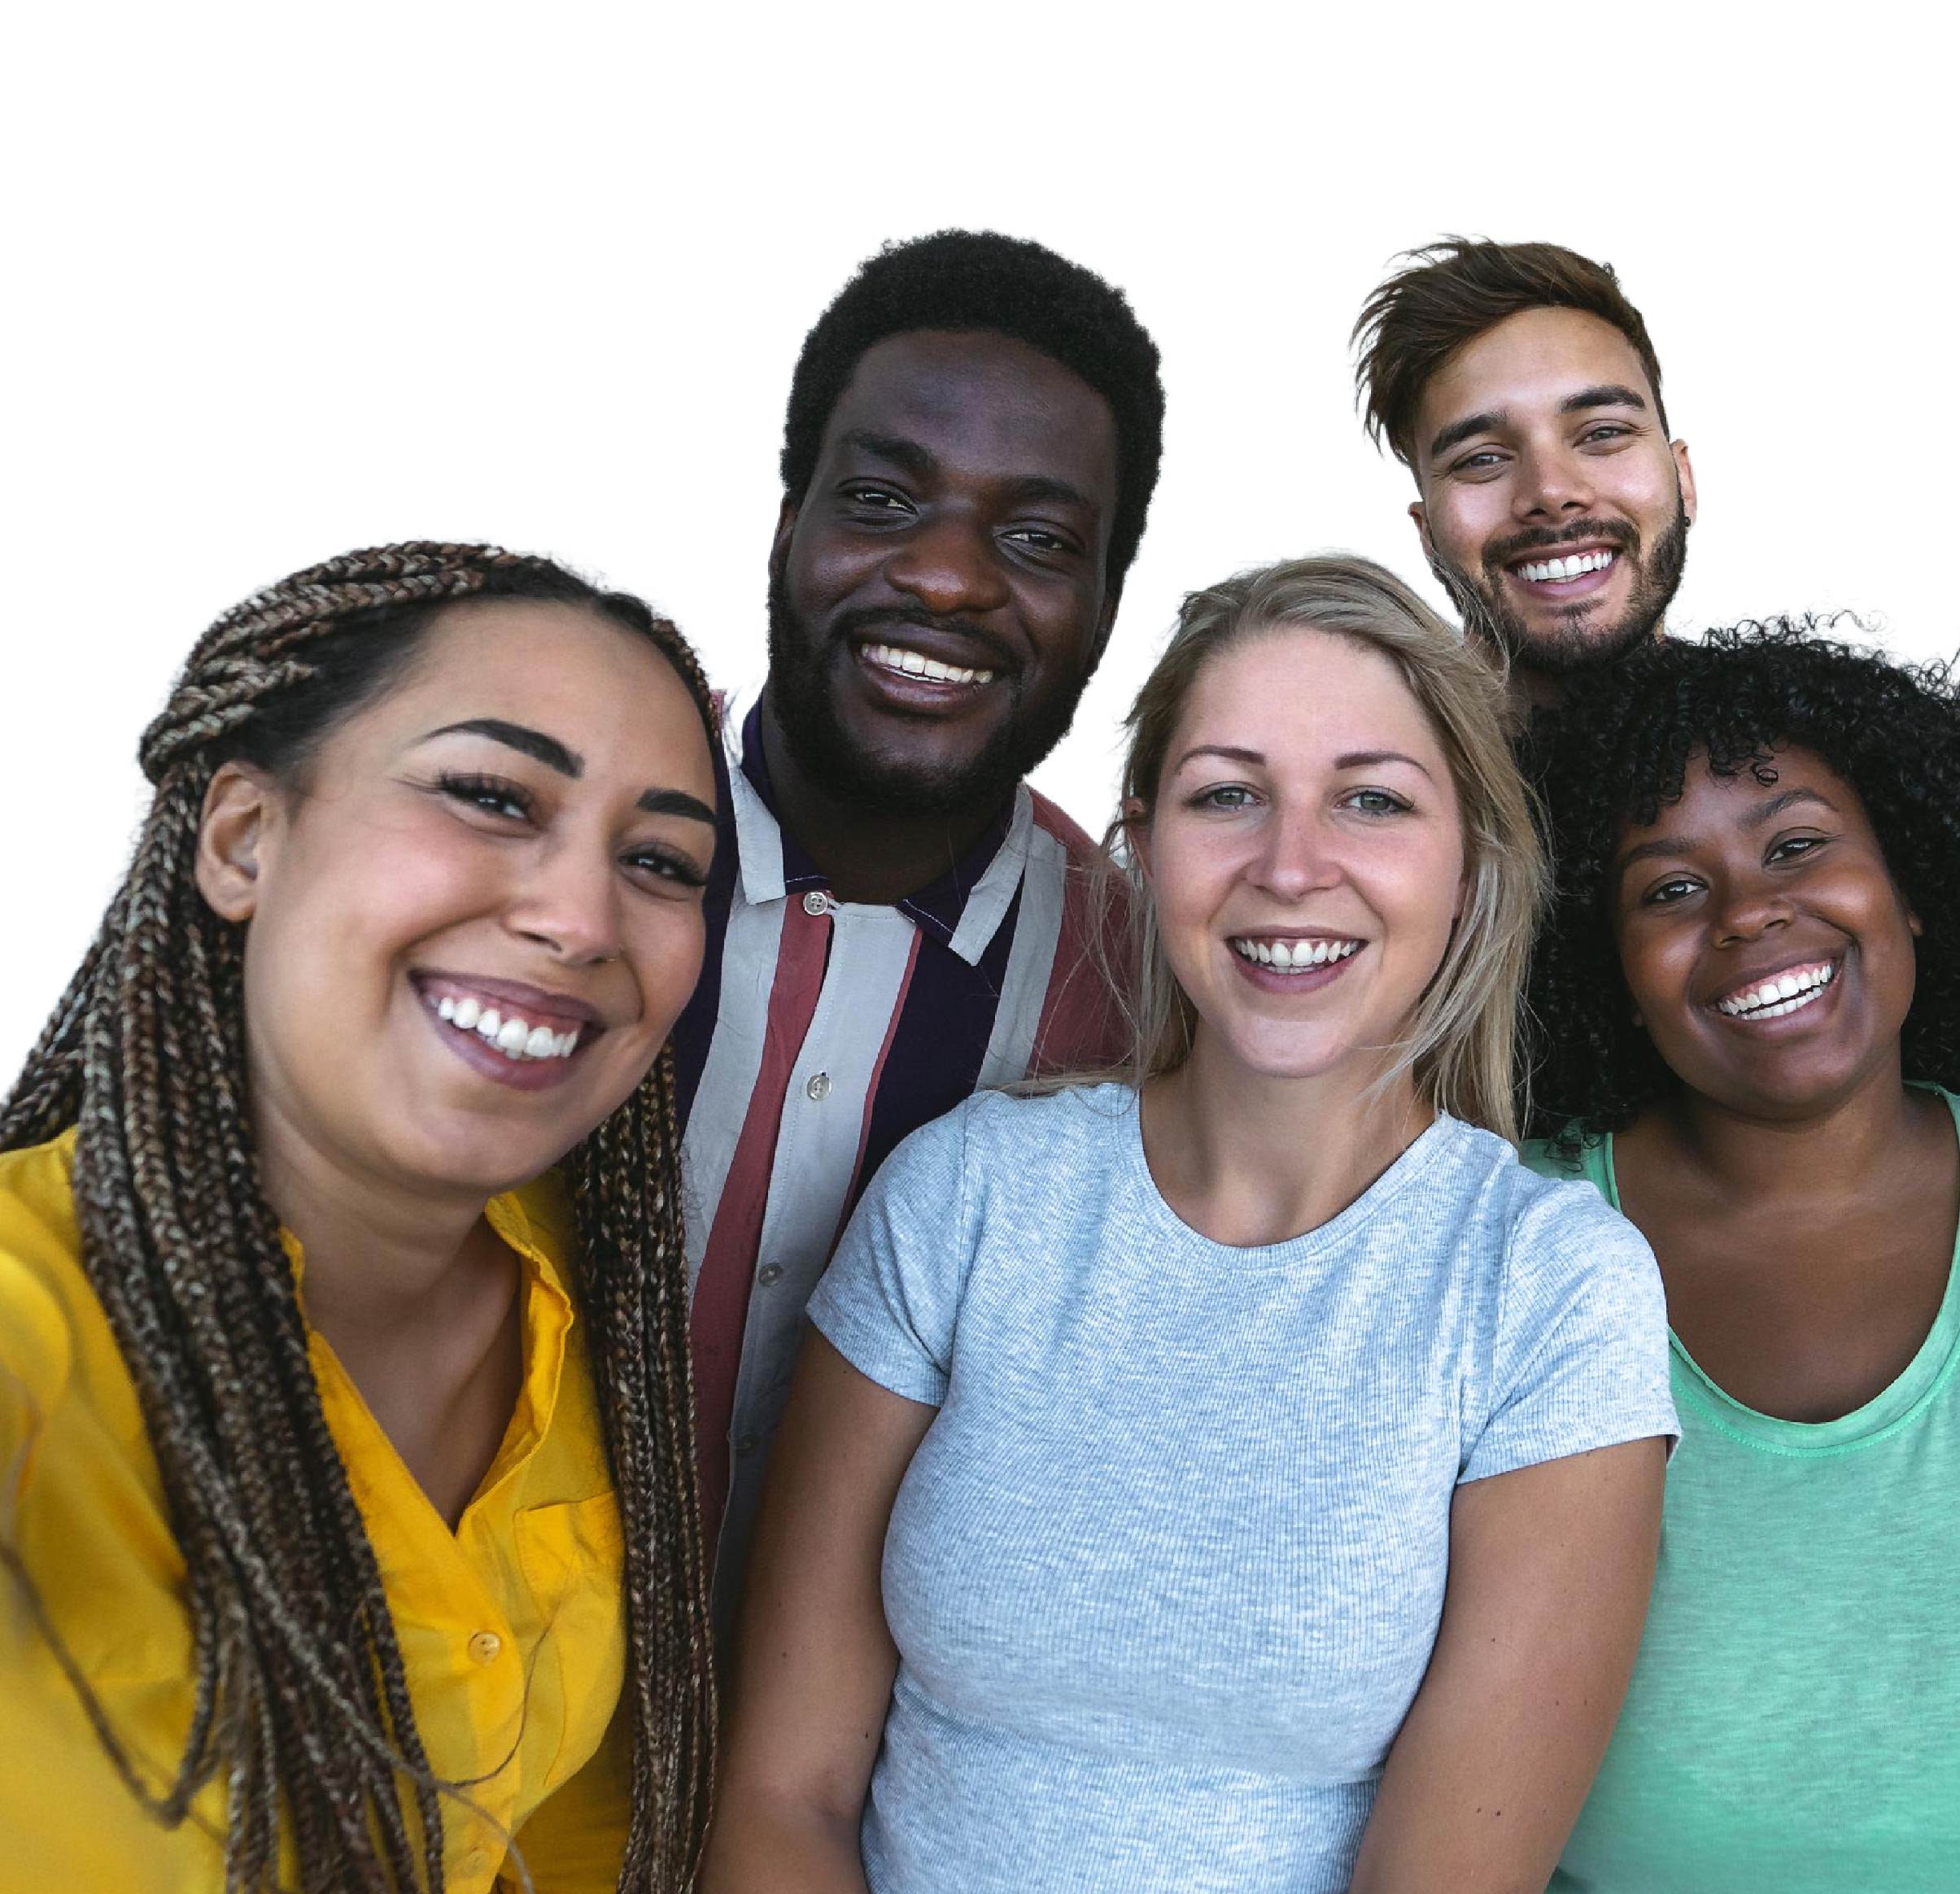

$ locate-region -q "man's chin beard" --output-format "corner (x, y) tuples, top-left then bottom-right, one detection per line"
(1438, 507), (1690, 679)
(765, 587), (1083, 822)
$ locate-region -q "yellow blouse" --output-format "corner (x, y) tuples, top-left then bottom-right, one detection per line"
(0, 1129), (632, 1892)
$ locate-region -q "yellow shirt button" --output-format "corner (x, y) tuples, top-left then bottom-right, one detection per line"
(467, 1630), (502, 1665)
(459, 1847), (491, 1879)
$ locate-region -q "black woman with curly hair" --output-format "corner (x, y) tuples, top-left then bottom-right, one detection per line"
(1521, 620), (1960, 1892)
(0, 544), (718, 1891)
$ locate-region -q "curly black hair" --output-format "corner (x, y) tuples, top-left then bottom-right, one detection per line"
(780, 229), (1165, 599)
(1521, 618), (1960, 1150)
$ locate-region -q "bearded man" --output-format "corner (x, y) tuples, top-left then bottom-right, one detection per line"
(1354, 238), (1695, 706)
(674, 230), (1163, 1622)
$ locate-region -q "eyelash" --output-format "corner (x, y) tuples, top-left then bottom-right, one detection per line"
(435, 772), (708, 888)
(1639, 837), (1829, 906)
(1183, 786), (1412, 815)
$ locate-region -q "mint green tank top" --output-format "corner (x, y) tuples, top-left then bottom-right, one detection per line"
(1525, 1087), (1960, 1892)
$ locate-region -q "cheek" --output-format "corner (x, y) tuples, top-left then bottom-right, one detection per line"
(623, 901), (709, 1044)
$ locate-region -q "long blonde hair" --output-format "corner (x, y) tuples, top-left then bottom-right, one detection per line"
(1099, 552), (1546, 1143)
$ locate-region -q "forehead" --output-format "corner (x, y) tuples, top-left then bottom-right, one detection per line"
(820, 329), (1120, 504)
(368, 600), (714, 791)
(1176, 625), (1451, 767)
(1625, 744), (1866, 837)
(1417, 307), (1656, 438)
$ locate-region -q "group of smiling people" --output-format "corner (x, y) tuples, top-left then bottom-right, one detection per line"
(2, 229), (1953, 1894)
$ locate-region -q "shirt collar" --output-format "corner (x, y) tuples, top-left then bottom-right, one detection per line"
(721, 689), (1036, 967)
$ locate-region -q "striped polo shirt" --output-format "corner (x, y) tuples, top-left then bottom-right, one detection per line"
(674, 698), (1127, 1626)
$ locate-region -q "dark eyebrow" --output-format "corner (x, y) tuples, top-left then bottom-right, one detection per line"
(1003, 472), (1096, 513)
(1336, 748), (1434, 781)
(1429, 409), (1504, 462)
(838, 429), (936, 479)
(1615, 788), (1838, 882)
(1561, 383), (1648, 416)
(420, 718), (582, 777)
(637, 786), (717, 825)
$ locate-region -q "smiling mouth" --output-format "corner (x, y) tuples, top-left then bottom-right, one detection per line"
(858, 639), (996, 687)
(415, 974), (600, 1067)
(1713, 959), (1837, 1021)
(1229, 935), (1364, 973)
(1511, 547), (1619, 585)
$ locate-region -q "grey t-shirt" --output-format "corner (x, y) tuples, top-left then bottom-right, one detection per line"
(807, 1084), (1677, 1894)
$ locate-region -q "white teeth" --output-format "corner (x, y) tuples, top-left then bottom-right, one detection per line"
(431, 993), (586, 1061)
(1230, 937), (1361, 972)
(1716, 962), (1836, 1018)
(1517, 549), (1616, 584)
(863, 642), (994, 687)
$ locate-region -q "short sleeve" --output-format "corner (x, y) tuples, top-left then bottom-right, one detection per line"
(805, 1103), (974, 1407)
(1460, 1182), (1678, 1485)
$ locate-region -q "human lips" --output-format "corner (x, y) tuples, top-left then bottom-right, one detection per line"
(1709, 958), (1839, 1023)
(1225, 932), (1367, 992)
(412, 971), (609, 1088)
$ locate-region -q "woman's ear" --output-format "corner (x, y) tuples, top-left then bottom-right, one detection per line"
(1122, 797), (1153, 885)
(194, 762), (278, 923)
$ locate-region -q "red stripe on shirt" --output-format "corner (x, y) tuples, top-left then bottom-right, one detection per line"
(689, 900), (831, 1555)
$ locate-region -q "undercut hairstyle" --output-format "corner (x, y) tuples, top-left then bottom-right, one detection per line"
(1522, 620), (1960, 1151)
(1106, 554), (1547, 1143)
(1353, 236), (1670, 468)
(0, 544), (716, 1891)
(780, 229), (1166, 597)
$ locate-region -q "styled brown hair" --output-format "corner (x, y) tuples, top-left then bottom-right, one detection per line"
(1, 544), (716, 1891)
(1353, 237), (1669, 469)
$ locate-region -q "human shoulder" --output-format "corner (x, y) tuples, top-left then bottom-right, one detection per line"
(1027, 787), (1111, 873)
(0, 1130), (91, 1442)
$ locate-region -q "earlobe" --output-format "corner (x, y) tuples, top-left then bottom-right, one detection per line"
(1409, 500), (1434, 559)
(194, 762), (276, 923)
(1673, 440), (1697, 526)
(770, 494), (800, 567)
(1123, 798), (1154, 885)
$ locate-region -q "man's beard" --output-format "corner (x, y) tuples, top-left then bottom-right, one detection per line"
(765, 566), (1090, 820)
(1433, 500), (1690, 678)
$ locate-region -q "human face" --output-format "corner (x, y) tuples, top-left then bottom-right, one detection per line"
(198, 600), (718, 1205)
(1411, 308), (1696, 678)
(768, 328), (1120, 817)
(1610, 748), (1919, 1122)
(1137, 626), (1466, 1089)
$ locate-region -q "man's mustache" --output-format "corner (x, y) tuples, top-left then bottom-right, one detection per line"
(1482, 518), (1639, 571)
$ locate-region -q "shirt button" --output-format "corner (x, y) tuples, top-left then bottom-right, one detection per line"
(460, 1848), (491, 1879)
(736, 1433), (758, 1457)
(805, 1071), (832, 1101)
(466, 1630), (502, 1666)
(757, 1263), (783, 1286)
(801, 889), (829, 916)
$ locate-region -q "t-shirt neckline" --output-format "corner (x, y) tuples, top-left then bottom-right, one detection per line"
(1115, 1081), (1463, 1263)
(1600, 1084), (1960, 1453)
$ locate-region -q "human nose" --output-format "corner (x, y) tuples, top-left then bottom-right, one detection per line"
(1513, 439), (1596, 522)
(1712, 871), (1792, 946)
(1249, 804), (1338, 901)
(881, 508), (1011, 618)
(507, 836), (626, 966)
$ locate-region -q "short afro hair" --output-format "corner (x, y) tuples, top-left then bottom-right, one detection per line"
(1521, 620), (1960, 1150)
(780, 229), (1165, 597)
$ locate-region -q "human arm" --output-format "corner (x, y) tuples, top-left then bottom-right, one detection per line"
(700, 1333), (937, 1894)
(1347, 1435), (1665, 1893)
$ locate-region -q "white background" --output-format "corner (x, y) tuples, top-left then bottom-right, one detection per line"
(5, 4), (1949, 1076)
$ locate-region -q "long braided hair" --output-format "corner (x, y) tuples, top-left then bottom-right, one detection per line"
(0, 543), (717, 1890)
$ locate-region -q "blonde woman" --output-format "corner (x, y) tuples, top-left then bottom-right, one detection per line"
(705, 556), (1676, 1894)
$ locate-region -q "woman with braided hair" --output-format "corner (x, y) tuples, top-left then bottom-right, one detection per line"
(1521, 621), (1960, 1890)
(0, 543), (718, 1891)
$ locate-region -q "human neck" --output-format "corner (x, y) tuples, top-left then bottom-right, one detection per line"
(251, 1111), (502, 1339)
(1142, 1033), (1433, 1248)
(1641, 1054), (1923, 1207)
(757, 683), (1009, 906)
